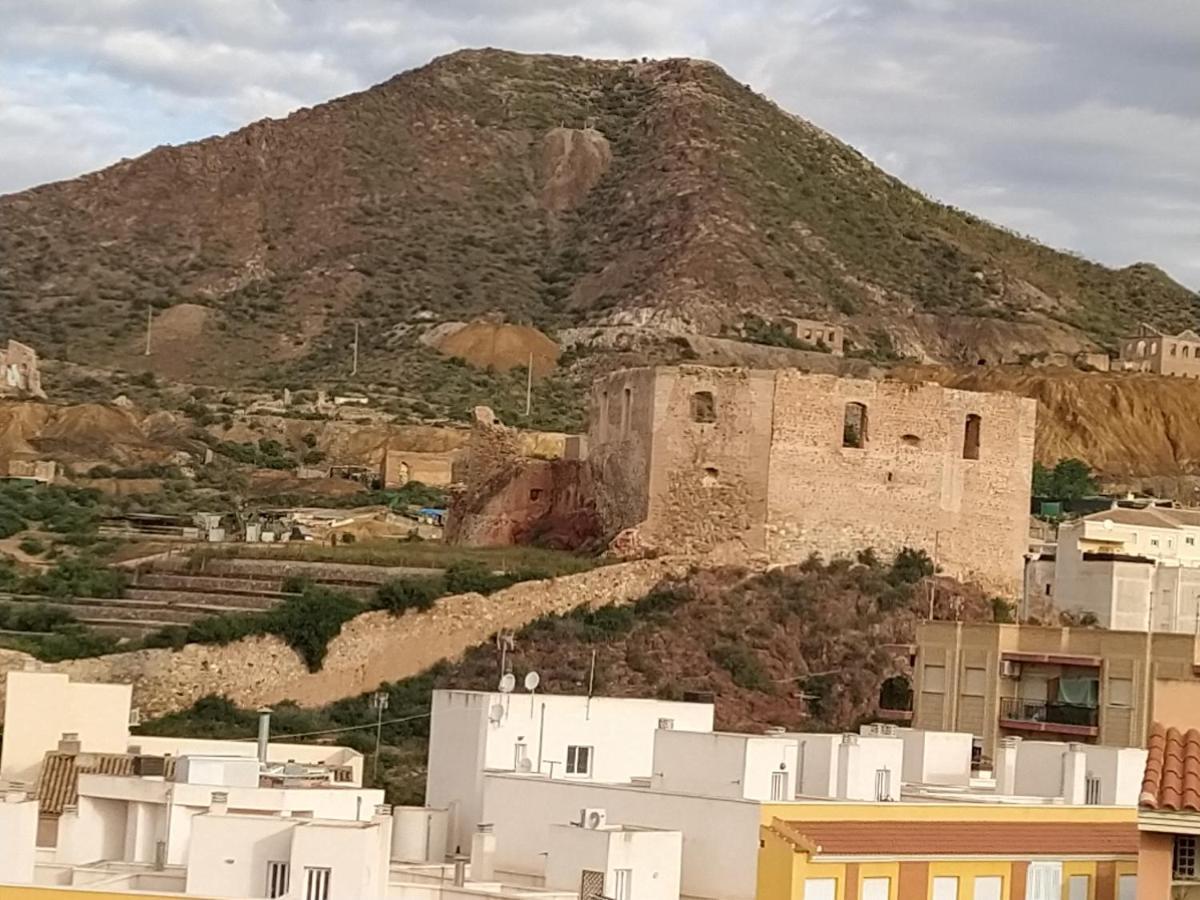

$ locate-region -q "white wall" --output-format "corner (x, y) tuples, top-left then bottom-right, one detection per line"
(428, 691), (714, 852)
(0, 672), (132, 784)
(838, 736), (903, 801)
(898, 730), (973, 787)
(793, 735), (839, 798)
(543, 826), (609, 892)
(1008, 741), (1146, 805)
(0, 795), (38, 883)
(288, 818), (393, 900)
(186, 813), (295, 898)
(134, 737), (364, 786)
(652, 731), (749, 799)
(58, 796), (127, 865)
(481, 773), (761, 900)
(603, 828), (682, 900)
(742, 738), (798, 802)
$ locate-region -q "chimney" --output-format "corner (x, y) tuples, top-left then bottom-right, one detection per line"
(836, 734), (860, 800)
(453, 858), (467, 887)
(257, 708), (272, 764)
(209, 791), (229, 816)
(995, 737), (1021, 795)
(470, 823), (496, 882)
(58, 732), (81, 755)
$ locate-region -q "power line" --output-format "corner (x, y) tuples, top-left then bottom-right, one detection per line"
(224, 711), (432, 743)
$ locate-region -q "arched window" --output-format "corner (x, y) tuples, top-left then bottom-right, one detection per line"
(690, 391), (716, 423)
(963, 414), (981, 460)
(1185, 346), (1191, 359)
(901, 433), (922, 447)
(843, 402), (868, 448)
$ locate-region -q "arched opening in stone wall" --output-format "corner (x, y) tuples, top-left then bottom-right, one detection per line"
(690, 391), (716, 423)
(963, 414), (982, 460)
(843, 402), (868, 448)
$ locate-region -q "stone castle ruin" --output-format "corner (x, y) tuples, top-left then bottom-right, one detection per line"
(587, 366), (1037, 596)
(0, 339), (45, 398)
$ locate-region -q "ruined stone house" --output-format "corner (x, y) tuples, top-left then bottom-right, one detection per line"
(782, 318), (845, 355)
(1118, 324), (1200, 378)
(588, 366), (1037, 596)
(0, 339), (45, 398)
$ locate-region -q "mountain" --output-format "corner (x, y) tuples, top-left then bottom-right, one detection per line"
(1, 48), (1194, 389)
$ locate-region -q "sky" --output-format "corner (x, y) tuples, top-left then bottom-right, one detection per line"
(1, 0), (1197, 288)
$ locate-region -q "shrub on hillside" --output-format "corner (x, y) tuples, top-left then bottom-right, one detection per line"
(375, 578), (442, 615)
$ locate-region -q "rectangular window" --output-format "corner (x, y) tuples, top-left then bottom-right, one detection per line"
(266, 861), (290, 899)
(861, 877), (890, 900)
(612, 868), (632, 900)
(566, 745), (593, 776)
(1108, 677), (1134, 707)
(874, 768), (891, 801)
(1151, 538), (1160, 547)
(1175, 835), (1198, 879)
(1026, 862), (1063, 900)
(803, 878), (836, 900)
(580, 870), (605, 900)
(923, 664), (946, 692)
(1118, 875), (1136, 900)
(770, 770), (789, 801)
(963, 666), (987, 697)
(304, 867), (331, 900)
(931, 876), (959, 900)
(974, 876), (1002, 900)
(1068, 874), (1090, 900)
(1189, 536), (1197, 546)
(1085, 774), (1101, 805)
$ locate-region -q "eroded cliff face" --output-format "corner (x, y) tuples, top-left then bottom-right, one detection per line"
(907, 366), (1200, 479)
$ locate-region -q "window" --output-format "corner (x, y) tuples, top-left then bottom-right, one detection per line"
(1118, 875), (1136, 900)
(974, 876), (1002, 900)
(566, 745), (593, 776)
(1189, 537), (1196, 546)
(1108, 677), (1133, 707)
(1172, 344), (1179, 357)
(1151, 538), (1160, 547)
(803, 879), (836, 900)
(1068, 875), (1090, 900)
(861, 877), (890, 900)
(843, 402), (868, 448)
(1186, 346), (1192, 359)
(304, 867), (331, 900)
(701, 466), (719, 487)
(690, 391), (716, 423)
(963, 414), (981, 459)
(1026, 862), (1062, 900)
(529, 488), (543, 501)
(621, 387), (632, 433)
(1045, 583), (1052, 596)
(1175, 835), (1198, 879)
(513, 742), (528, 770)
(963, 666), (987, 697)
(901, 433), (921, 447)
(873, 767), (891, 801)
(612, 869), (632, 900)
(1085, 773), (1101, 805)
(827, 331), (835, 342)
(266, 861), (290, 899)
(770, 770), (790, 801)
(923, 664), (947, 692)
(932, 876), (959, 900)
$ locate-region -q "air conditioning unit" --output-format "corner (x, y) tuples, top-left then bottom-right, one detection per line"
(579, 808), (607, 829)
(657, 718), (675, 730)
(862, 723), (898, 738)
(1001, 660), (1022, 679)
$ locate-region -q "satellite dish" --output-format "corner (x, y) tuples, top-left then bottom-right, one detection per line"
(499, 673), (516, 694)
(488, 704), (504, 724)
(524, 671), (541, 692)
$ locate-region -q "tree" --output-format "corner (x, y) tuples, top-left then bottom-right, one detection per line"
(1032, 458), (1098, 501)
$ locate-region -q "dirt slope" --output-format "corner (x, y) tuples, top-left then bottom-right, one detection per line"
(1, 49), (1193, 385)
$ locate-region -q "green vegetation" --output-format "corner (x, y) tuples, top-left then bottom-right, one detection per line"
(0, 555), (127, 599)
(1032, 458), (1098, 501)
(737, 315), (823, 352)
(208, 438), (298, 470)
(0, 482), (105, 539)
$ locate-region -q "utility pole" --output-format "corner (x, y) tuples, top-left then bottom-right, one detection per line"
(144, 306), (153, 356)
(524, 352), (533, 417)
(351, 322), (360, 377)
(370, 691), (389, 783)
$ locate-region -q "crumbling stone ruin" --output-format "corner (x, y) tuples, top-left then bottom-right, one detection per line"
(0, 339), (45, 398)
(588, 366), (1037, 596)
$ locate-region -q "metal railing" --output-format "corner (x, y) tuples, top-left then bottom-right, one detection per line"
(999, 697), (1099, 728)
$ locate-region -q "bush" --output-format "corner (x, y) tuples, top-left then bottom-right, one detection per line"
(710, 643), (774, 692)
(376, 578), (442, 615)
(889, 548), (934, 585)
(17, 537), (46, 556)
(0, 509), (25, 539)
(0, 602), (77, 632)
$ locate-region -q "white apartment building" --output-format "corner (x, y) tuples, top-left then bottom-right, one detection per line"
(425, 689), (715, 853)
(1055, 508), (1200, 632)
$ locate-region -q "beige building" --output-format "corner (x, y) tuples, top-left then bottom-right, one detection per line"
(380, 448), (459, 488)
(0, 339), (45, 397)
(783, 318), (845, 355)
(589, 366), (1037, 595)
(1119, 324), (1200, 377)
(913, 621), (1200, 757)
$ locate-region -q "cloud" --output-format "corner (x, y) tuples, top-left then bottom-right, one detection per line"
(0, 0), (1196, 286)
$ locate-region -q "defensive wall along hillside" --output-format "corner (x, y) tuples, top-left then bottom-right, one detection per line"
(589, 366), (1037, 596)
(0, 558), (687, 719)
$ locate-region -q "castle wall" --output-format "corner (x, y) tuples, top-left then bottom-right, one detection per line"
(587, 367), (660, 537)
(589, 367), (1036, 596)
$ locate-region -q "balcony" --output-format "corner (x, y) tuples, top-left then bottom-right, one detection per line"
(999, 698), (1099, 738)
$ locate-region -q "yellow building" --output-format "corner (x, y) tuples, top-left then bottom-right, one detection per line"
(756, 802), (1138, 900)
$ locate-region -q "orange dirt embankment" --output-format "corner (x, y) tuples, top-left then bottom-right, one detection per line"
(905, 366), (1200, 477)
(433, 322), (560, 377)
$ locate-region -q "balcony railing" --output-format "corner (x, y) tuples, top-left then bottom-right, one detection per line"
(999, 698), (1099, 730)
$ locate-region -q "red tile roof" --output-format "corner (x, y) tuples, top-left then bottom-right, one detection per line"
(772, 820), (1138, 857)
(1141, 722), (1200, 811)
(35, 751), (176, 816)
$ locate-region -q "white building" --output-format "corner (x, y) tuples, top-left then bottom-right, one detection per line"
(425, 690), (714, 853)
(1055, 508), (1200, 632)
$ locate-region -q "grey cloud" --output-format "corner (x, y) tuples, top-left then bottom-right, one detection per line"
(0, 0), (1196, 286)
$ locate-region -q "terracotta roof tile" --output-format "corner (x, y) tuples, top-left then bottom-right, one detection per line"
(778, 821), (1138, 857)
(35, 751), (175, 816)
(1141, 722), (1200, 812)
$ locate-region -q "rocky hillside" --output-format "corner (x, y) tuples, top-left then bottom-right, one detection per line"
(2, 49), (1193, 387)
